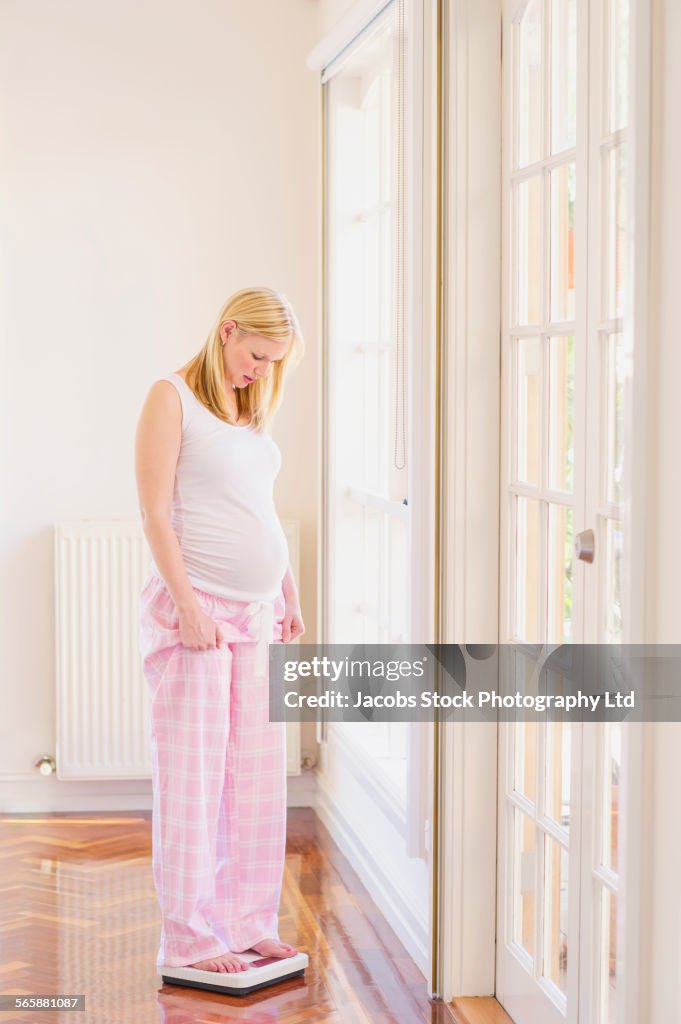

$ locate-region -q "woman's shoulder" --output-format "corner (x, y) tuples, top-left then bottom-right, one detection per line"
(149, 371), (196, 431)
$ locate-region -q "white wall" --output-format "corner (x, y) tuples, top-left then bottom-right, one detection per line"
(317, 0), (360, 36)
(0, 0), (321, 807)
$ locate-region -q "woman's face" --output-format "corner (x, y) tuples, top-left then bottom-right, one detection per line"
(220, 319), (290, 389)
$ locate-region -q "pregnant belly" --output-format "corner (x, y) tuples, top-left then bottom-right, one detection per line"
(179, 513), (290, 597)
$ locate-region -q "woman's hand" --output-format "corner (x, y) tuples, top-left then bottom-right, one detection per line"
(281, 597), (305, 643)
(178, 606), (224, 650)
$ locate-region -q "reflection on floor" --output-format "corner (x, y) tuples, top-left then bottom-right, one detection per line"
(0, 806), (463, 1023)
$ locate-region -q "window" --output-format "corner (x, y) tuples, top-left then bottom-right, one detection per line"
(323, 2), (409, 650)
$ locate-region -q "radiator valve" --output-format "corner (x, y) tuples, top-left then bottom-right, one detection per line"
(34, 755), (56, 776)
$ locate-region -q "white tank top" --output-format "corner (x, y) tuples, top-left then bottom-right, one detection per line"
(146, 373), (290, 602)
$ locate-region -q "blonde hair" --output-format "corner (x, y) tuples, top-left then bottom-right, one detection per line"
(182, 287), (304, 432)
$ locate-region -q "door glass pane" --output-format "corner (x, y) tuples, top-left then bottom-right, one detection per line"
(516, 0), (543, 167)
(363, 506), (381, 641)
(551, 0), (577, 153)
(514, 720), (537, 804)
(548, 334), (575, 491)
(517, 337), (542, 485)
(605, 332), (625, 505)
(543, 836), (569, 993)
(601, 722), (621, 872)
(363, 343), (382, 489)
(334, 499), (364, 642)
(515, 497), (543, 642)
(545, 721), (571, 829)
(547, 503), (574, 644)
(365, 194), (381, 343)
(604, 518), (623, 643)
(609, 0), (629, 132)
(512, 809), (537, 959)
(550, 162), (576, 322)
(388, 514), (409, 643)
(605, 144), (627, 320)
(598, 887), (618, 1024)
(516, 176), (543, 326)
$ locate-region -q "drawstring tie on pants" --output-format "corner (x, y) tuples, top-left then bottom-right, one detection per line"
(243, 600), (275, 682)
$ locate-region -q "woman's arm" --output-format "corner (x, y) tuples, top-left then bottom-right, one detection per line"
(135, 381), (201, 615)
(281, 562), (300, 604)
(281, 562), (305, 641)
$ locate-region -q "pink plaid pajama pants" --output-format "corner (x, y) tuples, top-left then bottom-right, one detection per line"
(138, 573), (288, 969)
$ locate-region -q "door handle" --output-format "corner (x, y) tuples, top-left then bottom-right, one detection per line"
(575, 528), (595, 563)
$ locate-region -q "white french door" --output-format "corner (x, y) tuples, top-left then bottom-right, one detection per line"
(497, 0), (630, 1022)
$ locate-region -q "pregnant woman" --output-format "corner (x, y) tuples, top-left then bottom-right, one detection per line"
(135, 286), (305, 976)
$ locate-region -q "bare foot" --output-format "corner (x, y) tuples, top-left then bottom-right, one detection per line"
(189, 951), (250, 973)
(248, 937), (298, 958)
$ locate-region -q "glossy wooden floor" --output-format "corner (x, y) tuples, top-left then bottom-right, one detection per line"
(450, 998), (514, 1024)
(0, 806), (473, 1024)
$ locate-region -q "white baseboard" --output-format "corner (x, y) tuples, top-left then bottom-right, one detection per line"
(286, 769), (318, 807)
(0, 770), (317, 814)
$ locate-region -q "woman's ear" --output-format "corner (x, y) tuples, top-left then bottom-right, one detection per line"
(219, 319), (237, 346)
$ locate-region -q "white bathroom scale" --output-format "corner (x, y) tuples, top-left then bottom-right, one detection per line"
(161, 949), (309, 996)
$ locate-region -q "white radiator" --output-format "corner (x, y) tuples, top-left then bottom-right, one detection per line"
(54, 520), (149, 780)
(54, 519), (301, 780)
